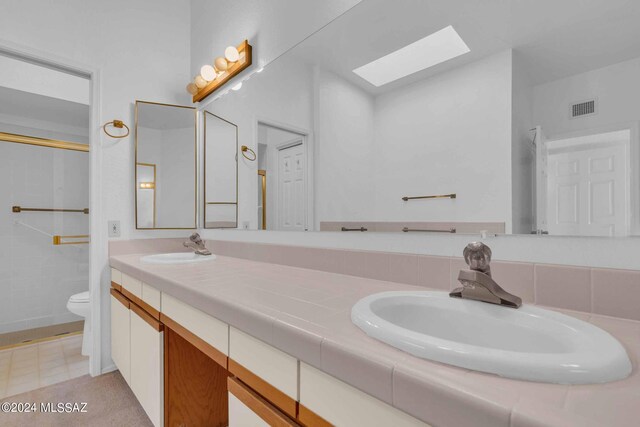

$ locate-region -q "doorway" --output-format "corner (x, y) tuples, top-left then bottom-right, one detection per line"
(537, 128), (631, 236)
(257, 122), (310, 231)
(0, 49), (95, 397)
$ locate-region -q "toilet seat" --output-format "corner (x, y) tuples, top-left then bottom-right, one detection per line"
(69, 291), (90, 303)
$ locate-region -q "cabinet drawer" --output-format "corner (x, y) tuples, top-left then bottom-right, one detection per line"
(299, 363), (429, 427)
(122, 273), (143, 299)
(229, 328), (298, 404)
(161, 293), (229, 356)
(142, 283), (161, 312)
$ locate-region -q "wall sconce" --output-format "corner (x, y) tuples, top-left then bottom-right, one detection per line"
(139, 182), (155, 189)
(187, 40), (252, 103)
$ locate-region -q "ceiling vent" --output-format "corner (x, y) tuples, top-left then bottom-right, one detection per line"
(570, 99), (596, 118)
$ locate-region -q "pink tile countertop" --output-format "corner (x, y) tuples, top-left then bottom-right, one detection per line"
(109, 253), (640, 427)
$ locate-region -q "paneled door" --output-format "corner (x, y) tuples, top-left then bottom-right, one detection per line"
(277, 141), (306, 231)
(545, 131), (629, 236)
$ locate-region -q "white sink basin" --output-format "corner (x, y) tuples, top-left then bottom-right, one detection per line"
(140, 252), (215, 265)
(351, 291), (631, 384)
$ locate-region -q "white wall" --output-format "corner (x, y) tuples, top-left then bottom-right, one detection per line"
(533, 56), (640, 136)
(373, 50), (513, 227)
(0, 142), (89, 334)
(0, 114), (89, 145)
(0, 0), (191, 372)
(316, 68), (375, 226)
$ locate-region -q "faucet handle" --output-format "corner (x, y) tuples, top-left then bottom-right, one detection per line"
(189, 232), (203, 244)
(463, 242), (492, 277)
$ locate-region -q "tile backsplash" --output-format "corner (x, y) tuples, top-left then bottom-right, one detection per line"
(109, 238), (640, 322)
(207, 240), (640, 322)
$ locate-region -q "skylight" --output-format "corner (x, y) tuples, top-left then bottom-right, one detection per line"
(352, 25), (470, 87)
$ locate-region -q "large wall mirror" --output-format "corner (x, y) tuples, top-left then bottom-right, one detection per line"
(203, 0), (640, 238)
(135, 101), (197, 229)
(204, 111), (238, 228)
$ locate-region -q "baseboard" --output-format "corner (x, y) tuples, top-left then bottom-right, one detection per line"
(101, 364), (117, 375)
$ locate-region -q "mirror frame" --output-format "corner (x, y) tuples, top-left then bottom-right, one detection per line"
(134, 100), (198, 230)
(203, 110), (239, 229)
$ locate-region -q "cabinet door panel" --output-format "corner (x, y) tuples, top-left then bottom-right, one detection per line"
(166, 327), (228, 427)
(110, 294), (130, 385)
(130, 310), (164, 427)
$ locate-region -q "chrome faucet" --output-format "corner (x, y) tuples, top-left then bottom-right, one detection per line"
(183, 232), (212, 256)
(449, 242), (522, 308)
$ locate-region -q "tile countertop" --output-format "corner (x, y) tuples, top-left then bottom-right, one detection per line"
(109, 253), (640, 427)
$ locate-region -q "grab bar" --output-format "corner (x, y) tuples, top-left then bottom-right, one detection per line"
(402, 193), (456, 201)
(13, 205), (89, 214)
(341, 227), (368, 232)
(402, 227), (456, 233)
(53, 235), (90, 245)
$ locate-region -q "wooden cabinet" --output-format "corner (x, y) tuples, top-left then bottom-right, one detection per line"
(165, 327), (228, 427)
(110, 290), (131, 385)
(130, 305), (164, 427)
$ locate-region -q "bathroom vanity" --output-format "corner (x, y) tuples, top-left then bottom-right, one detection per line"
(108, 241), (640, 427)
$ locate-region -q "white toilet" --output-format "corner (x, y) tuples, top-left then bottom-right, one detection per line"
(67, 291), (91, 356)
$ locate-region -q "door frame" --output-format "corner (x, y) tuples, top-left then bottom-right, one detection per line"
(274, 137), (305, 231)
(254, 117), (314, 231)
(0, 38), (104, 376)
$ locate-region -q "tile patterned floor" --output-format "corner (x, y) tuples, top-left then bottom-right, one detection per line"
(0, 334), (89, 399)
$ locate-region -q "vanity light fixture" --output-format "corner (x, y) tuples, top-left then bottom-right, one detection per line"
(352, 25), (469, 87)
(139, 182), (155, 189)
(194, 75), (208, 89)
(200, 65), (216, 81)
(225, 46), (240, 62)
(187, 40), (252, 103)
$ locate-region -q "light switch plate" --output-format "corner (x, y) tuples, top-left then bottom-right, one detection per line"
(108, 220), (121, 237)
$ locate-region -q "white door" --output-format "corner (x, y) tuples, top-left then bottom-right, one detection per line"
(546, 136), (629, 236)
(277, 142), (306, 231)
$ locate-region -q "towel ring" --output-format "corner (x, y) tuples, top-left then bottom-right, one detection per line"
(103, 120), (130, 139)
(241, 145), (256, 161)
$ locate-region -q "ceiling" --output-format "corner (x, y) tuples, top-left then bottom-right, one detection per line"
(0, 85), (89, 128)
(286, 0), (640, 95)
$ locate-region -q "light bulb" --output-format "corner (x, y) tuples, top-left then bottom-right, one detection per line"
(186, 83), (198, 95)
(225, 46), (240, 63)
(200, 65), (216, 81)
(214, 57), (228, 72)
(231, 82), (243, 91)
(194, 75), (208, 88)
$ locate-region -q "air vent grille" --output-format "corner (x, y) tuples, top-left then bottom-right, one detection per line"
(571, 99), (596, 118)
